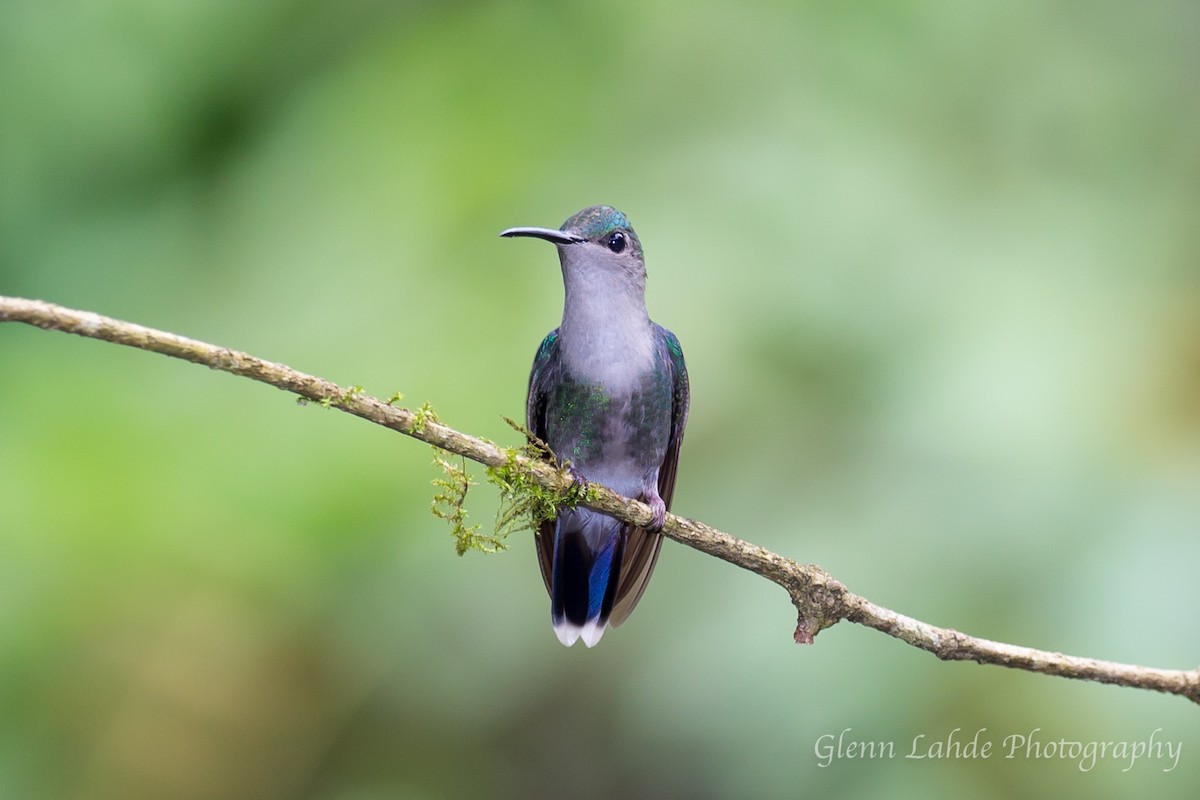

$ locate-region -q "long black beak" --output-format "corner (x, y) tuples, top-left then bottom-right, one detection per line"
(499, 226), (583, 244)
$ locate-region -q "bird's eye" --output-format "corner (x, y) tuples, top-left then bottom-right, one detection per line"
(606, 231), (627, 253)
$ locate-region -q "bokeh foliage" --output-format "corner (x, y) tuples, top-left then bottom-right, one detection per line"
(2, 1), (1198, 797)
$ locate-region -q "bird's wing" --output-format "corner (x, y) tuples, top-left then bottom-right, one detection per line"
(655, 326), (690, 510)
(610, 325), (690, 627)
(527, 329), (561, 597)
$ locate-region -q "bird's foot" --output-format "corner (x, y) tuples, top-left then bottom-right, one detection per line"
(645, 495), (667, 533)
(565, 465), (590, 498)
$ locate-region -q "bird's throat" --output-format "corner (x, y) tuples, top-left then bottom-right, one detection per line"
(559, 286), (655, 383)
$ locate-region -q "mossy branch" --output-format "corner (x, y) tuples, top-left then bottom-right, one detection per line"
(3, 294), (1198, 705)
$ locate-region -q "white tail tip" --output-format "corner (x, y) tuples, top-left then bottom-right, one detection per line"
(580, 620), (606, 648)
(554, 621), (582, 647)
(553, 619), (609, 647)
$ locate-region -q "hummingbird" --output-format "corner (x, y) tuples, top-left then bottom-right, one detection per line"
(501, 205), (689, 647)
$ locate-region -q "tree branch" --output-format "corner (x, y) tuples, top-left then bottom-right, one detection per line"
(3, 295), (1198, 705)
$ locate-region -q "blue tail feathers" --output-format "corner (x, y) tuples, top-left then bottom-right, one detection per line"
(551, 508), (625, 647)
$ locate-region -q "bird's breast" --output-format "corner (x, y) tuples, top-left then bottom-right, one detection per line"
(544, 359), (673, 494)
(557, 323), (656, 391)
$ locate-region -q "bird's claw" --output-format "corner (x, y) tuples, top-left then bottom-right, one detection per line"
(565, 465), (590, 496)
(646, 496), (667, 533)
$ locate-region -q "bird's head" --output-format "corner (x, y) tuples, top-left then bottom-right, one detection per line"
(501, 205), (646, 293)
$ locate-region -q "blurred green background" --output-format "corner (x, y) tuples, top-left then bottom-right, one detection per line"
(2, 1), (1198, 797)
